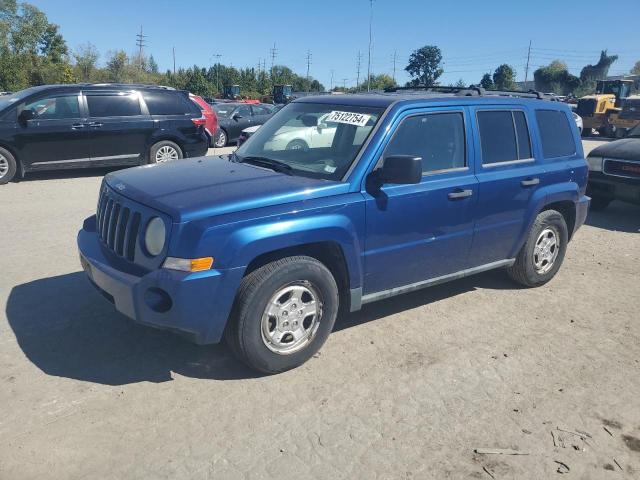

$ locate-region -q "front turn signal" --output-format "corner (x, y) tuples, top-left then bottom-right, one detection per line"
(163, 257), (214, 272)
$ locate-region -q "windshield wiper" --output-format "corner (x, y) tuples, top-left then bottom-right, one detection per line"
(237, 155), (293, 175)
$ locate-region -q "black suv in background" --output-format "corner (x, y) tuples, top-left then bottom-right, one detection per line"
(0, 84), (209, 184)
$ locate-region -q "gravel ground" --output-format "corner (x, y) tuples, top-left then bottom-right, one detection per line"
(1, 141), (639, 479)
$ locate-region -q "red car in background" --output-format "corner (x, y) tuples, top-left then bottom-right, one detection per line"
(190, 94), (218, 147)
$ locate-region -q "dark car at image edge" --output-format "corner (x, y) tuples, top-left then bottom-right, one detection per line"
(0, 84), (209, 184)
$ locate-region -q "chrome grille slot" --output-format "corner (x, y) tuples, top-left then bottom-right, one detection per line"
(95, 186), (144, 262)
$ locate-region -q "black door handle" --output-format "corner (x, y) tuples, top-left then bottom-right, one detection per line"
(448, 189), (473, 200)
(71, 123), (85, 130)
(521, 177), (540, 187)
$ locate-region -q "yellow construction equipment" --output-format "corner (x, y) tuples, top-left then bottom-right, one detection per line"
(576, 79), (633, 137)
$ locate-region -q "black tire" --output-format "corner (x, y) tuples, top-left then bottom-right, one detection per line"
(0, 146), (17, 185)
(149, 140), (183, 164)
(589, 195), (611, 211)
(507, 209), (568, 288)
(214, 129), (227, 148)
(225, 256), (339, 374)
(285, 139), (309, 151)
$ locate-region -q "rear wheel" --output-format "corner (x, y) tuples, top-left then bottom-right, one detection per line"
(0, 147), (17, 185)
(225, 256), (339, 373)
(507, 209), (568, 287)
(149, 141), (182, 164)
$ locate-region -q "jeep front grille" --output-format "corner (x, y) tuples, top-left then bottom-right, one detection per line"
(96, 187), (142, 262)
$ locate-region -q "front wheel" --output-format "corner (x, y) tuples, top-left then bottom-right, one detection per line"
(507, 209), (568, 287)
(0, 147), (17, 185)
(214, 129), (227, 148)
(149, 141), (183, 164)
(225, 256), (339, 373)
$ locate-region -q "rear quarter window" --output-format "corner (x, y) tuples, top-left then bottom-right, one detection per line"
(143, 91), (198, 116)
(86, 94), (141, 117)
(535, 110), (576, 158)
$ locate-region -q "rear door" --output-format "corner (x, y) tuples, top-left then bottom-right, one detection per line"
(363, 107), (478, 295)
(469, 107), (542, 266)
(251, 104), (273, 126)
(84, 90), (153, 165)
(16, 91), (91, 170)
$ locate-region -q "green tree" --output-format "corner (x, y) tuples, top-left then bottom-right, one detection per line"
(405, 45), (443, 86)
(105, 50), (128, 82)
(580, 50), (618, 82)
(73, 42), (99, 81)
(533, 60), (580, 95)
(631, 60), (640, 75)
(492, 64), (516, 90)
(480, 73), (494, 90)
(454, 78), (466, 88)
(147, 54), (158, 74)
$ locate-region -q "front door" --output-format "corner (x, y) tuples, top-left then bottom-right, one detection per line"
(228, 105), (253, 141)
(363, 108), (478, 295)
(17, 91), (91, 170)
(84, 91), (153, 165)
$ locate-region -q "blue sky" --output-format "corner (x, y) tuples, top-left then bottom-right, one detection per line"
(30, 0), (638, 88)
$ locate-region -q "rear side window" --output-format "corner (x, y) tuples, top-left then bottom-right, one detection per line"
(535, 110), (575, 158)
(143, 91), (197, 115)
(477, 110), (532, 164)
(87, 94), (141, 117)
(384, 112), (466, 174)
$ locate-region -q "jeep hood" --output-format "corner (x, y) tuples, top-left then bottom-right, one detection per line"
(589, 138), (640, 162)
(105, 156), (347, 222)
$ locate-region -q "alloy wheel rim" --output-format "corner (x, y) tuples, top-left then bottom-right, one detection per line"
(216, 132), (226, 147)
(260, 282), (322, 355)
(155, 146), (179, 163)
(533, 227), (559, 274)
(0, 154), (8, 178)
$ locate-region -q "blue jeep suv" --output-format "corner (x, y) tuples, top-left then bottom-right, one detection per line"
(78, 87), (590, 373)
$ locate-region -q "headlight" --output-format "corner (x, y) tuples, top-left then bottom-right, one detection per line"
(144, 217), (166, 256)
(586, 156), (603, 172)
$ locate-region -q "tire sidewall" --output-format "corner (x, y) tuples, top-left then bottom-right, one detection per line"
(522, 211), (568, 286)
(237, 259), (339, 373)
(0, 147), (17, 185)
(149, 141), (183, 164)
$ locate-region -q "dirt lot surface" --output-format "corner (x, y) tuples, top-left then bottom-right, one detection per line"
(1, 141), (639, 479)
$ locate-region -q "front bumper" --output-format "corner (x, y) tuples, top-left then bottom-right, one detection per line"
(588, 172), (640, 205)
(77, 216), (244, 344)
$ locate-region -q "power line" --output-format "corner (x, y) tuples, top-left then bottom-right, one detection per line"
(270, 43), (277, 78)
(524, 40), (532, 86)
(392, 50), (397, 83)
(211, 53), (222, 92)
(305, 50), (312, 92)
(330, 69), (334, 90)
(356, 51), (362, 91)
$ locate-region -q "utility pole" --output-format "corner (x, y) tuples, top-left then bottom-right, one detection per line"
(392, 50), (397, 83)
(212, 53), (222, 93)
(330, 70), (334, 91)
(305, 50), (312, 92)
(342, 78), (348, 90)
(172, 46), (176, 74)
(270, 43), (277, 81)
(367, 0), (373, 92)
(135, 25), (147, 70)
(524, 40), (532, 89)
(356, 51), (363, 91)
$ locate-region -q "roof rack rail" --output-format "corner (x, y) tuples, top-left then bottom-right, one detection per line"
(384, 85), (551, 100)
(384, 85), (484, 96)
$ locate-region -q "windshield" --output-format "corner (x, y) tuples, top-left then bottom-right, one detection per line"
(234, 102), (384, 181)
(0, 86), (43, 112)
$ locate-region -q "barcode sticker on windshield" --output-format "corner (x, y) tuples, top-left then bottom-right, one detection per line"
(326, 111), (371, 127)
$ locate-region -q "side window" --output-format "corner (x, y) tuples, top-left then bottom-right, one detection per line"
(23, 94), (80, 120)
(384, 112), (466, 174)
(236, 105), (251, 117)
(477, 110), (532, 164)
(252, 105), (270, 115)
(86, 94), (141, 117)
(143, 91), (193, 115)
(535, 110), (575, 158)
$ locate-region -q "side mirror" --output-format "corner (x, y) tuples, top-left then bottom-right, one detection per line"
(18, 108), (36, 124)
(377, 155), (422, 184)
(232, 112), (242, 120)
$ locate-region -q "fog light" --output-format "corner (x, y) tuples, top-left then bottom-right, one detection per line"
(144, 287), (172, 313)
